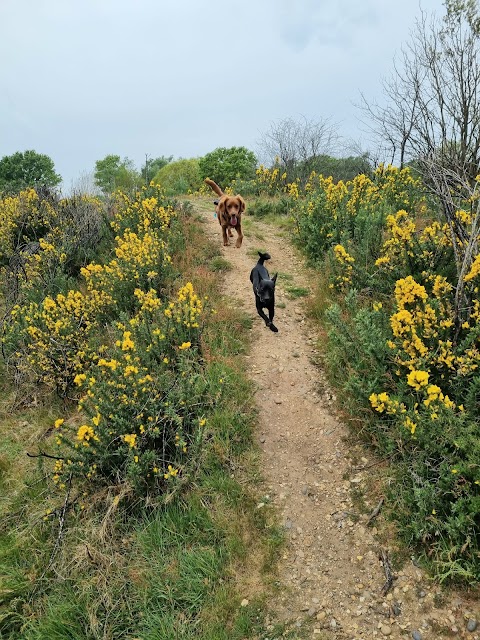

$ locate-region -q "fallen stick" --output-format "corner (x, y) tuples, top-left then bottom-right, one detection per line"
(366, 496), (384, 526)
(379, 548), (395, 596)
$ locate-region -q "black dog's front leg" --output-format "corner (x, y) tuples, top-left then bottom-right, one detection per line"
(266, 302), (278, 333)
(256, 298), (270, 327)
(256, 299), (278, 332)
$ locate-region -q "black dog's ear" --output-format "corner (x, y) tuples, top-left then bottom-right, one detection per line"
(272, 273), (278, 284)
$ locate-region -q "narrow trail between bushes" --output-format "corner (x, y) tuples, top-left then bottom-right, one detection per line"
(194, 198), (479, 640)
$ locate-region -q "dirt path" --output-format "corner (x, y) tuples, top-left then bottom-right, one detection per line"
(195, 199), (479, 640)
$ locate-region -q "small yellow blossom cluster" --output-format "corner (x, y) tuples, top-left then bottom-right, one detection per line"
(255, 165), (287, 195)
(110, 183), (174, 235)
(371, 373), (458, 438)
(286, 181), (300, 199)
(346, 173), (380, 216)
(375, 210), (416, 268)
(369, 392), (406, 415)
(464, 253), (480, 283)
(317, 175), (349, 221)
(388, 274), (479, 377)
(332, 244), (355, 289)
(373, 163), (422, 212)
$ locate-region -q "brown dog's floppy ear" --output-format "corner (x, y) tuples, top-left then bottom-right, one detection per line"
(217, 195), (227, 214)
(238, 196), (246, 213)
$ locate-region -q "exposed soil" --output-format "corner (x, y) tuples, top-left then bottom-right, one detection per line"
(195, 199), (480, 640)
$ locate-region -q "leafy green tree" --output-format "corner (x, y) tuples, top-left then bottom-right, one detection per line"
(199, 147), (257, 187)
(94, 155), (142, 194)
(153, 158), (202, 195)
(0, 150), (61, 192)
(141, 155), (173, 183)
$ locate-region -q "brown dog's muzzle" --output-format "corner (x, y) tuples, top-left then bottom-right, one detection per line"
(229, 215), (238, 226)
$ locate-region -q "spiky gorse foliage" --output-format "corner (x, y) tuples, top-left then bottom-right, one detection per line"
(51, 282), (212, 494)
(284, 164), (480, 581)
(0, 183), (219, 496)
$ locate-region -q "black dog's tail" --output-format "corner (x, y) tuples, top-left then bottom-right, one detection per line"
(257, 251), (271, 264)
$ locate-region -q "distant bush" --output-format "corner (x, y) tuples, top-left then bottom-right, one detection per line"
(301, 154), (372, 183)
(248, 197), (292, 217)
(199, 147), (257, 187)
(153, 158), (202, 195)
(0, 150), (61, 192)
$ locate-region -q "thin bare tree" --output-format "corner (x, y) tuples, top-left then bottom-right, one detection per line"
(257, 116), (339, 181)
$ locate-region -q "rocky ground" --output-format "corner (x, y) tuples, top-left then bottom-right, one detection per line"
(195, 199), (479, 640)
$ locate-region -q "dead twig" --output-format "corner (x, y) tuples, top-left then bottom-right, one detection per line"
(37, 474), (73, 585)
(27, 450), (64, 461)
(353, 452), (396, 472)
(379, 548), (395, 596)
(366, 497), (384, 526)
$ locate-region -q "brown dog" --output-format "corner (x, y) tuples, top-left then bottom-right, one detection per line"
(205, 178), (245, 248)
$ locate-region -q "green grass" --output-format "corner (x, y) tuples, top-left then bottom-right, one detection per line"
(284, 285), (310, 299)
(210, 256), (232, 272)
(242, 217), (265, 241)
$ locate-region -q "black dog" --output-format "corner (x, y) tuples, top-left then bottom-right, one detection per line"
(250, 252), (278, 332)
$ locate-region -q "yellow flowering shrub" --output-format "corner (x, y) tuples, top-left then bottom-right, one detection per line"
(2, 288), (112, 392)
(51, 281), (212, 493)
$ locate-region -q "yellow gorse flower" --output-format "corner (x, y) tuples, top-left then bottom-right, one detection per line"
(407, 369), (429, 390)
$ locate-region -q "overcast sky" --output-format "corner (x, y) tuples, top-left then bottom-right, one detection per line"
(1, 0), (444, 190)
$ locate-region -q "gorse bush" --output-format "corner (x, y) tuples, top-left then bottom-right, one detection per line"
(292, 165), (423, 264)
(288, 163), (480, 582)
(51, 283), (213, 494)
(0, 189), (106, 306)
(0, 182), (220, 497)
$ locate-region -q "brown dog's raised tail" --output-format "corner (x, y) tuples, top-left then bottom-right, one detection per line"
(205, 178), (224, 197)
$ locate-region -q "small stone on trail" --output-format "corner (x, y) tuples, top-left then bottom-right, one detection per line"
(380, 624), (392, 636)
(274, 398), (282, 404)
(467, 618), (478, 632)
(412, 631), (422, 640)
(240, 599), (249, 607)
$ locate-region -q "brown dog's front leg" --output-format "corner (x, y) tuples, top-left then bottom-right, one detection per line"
(235, 223), (243, 248)
(221, 226), (229, 246)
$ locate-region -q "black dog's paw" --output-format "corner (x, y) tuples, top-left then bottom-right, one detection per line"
(269, 323), (278, 333)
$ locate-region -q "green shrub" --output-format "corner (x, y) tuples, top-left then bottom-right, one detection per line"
(199, 147), (257, 187)
(153, 158), (202, 194)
